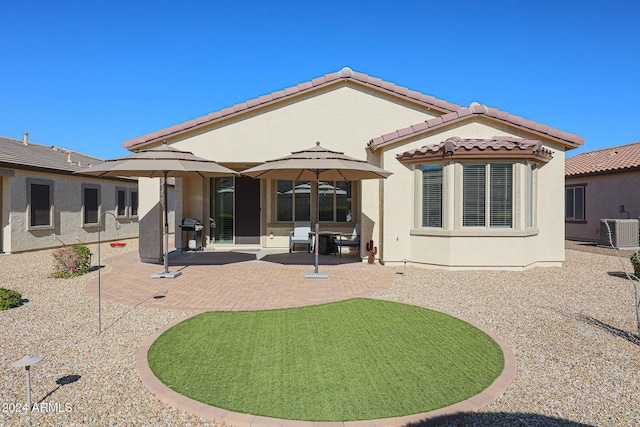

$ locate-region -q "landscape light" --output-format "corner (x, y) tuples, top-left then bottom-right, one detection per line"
(11, 355), (43, 411)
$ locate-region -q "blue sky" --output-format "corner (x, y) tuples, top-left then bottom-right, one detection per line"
(2, 1), (639, 159)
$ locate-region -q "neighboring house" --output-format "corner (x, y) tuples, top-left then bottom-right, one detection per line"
(123, 67), (583, 270)
(0, 134), (140, 253)
(565, 141), (640, 242)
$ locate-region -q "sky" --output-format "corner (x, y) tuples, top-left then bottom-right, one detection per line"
(1, 1), (639, 160)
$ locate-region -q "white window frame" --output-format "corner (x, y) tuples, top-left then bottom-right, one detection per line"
(421, 164), (443, 228)
(462, 163), (514, 229)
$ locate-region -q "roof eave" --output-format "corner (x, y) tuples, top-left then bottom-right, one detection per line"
(566, 165), (640, 178)
(398, 149), (552, 164)
(123, 68), (462, 151)
(370, 112), (584, 152)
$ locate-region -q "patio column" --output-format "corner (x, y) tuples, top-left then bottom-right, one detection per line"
(138, 177), (163, 263)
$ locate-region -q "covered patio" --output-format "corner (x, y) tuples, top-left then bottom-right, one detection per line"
(85, 249), (395, 312)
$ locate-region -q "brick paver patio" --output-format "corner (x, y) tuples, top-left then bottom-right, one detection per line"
(86, 249), (396, 312)
(88, 247), (515, 427)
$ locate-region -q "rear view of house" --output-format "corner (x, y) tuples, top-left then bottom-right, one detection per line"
(124, 68), (583, 270)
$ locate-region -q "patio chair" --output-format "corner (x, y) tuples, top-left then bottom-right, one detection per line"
(289, 221), (312, 253)
(335, 223), (361, 258)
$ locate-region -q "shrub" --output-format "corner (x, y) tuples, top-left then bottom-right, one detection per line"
(52, 244), (91, 278)
(0, 287), (22, 310)
(632, 251), (640, 277)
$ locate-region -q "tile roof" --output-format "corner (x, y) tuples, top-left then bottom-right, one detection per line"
(397, 136), (553, 163)
(565, 141), (640, 177)
(122, 67), (462, 150)
(369, 103), (584, 151)
(0, 135), (103, 174)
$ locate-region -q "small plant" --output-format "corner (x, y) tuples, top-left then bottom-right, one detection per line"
(52, 244), (91, 278)
(632, 251), (640, 277)
(0, 287), (22, 310)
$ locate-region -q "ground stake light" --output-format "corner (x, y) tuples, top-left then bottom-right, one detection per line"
(11, 355), (43, 411)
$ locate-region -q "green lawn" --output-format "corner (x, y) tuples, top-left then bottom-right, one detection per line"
(148, 298), (504, 421)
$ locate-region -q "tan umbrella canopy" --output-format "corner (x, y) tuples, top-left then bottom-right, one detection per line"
(242, 142), (391, 278)
(78, 142), (238, 278)
(241, 141), (391, 181)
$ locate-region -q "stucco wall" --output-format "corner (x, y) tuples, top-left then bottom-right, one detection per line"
(138, 83), (439, 253)
(133, 82), (572, 269)
(2, 169), (139, 253)
(380, 121), (567, 269)
(566, 171), (640, 242)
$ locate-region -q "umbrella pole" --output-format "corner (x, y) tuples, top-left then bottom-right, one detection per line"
(152, 172), (182, 279)
(305, 175), (327, 279)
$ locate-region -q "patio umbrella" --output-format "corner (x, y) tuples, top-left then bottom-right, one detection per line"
(77, 142), (238, 278)
(242, 142), (391, 278)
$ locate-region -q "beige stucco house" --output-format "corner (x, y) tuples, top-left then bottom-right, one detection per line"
(566, 141), (640, 242)
(0, 134), (140, 253)
(124, 68), (583, 270)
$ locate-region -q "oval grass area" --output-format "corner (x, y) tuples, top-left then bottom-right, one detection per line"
(148, 298), (504, 422)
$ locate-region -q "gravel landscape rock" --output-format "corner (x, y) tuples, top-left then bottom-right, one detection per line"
(1, 239), (639, 426)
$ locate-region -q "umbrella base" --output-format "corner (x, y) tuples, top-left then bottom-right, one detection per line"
(151, 271), (182, 279)
(305, 271), (328, 279)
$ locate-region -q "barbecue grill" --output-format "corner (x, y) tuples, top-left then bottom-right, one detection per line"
(180, 218), (204, 251)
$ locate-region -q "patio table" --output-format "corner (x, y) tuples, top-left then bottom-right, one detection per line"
(312, 231), (341, 255)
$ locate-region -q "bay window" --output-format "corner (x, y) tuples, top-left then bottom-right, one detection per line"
(421, 165), (443, 228)
(463, 163), (513, 228)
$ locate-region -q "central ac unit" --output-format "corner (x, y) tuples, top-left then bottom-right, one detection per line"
(600, 219), (639, 249)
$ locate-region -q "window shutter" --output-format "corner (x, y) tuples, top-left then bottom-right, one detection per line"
(463, 165), (486, 227)
(489, 164), (512, 228)
(421, 165), (442, 227)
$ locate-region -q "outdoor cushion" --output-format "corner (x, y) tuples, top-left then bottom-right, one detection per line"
(289, 221), (312, 253)
(335, 223), (361, 257)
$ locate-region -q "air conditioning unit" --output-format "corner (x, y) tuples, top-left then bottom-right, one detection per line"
(600, 219), (639, 249)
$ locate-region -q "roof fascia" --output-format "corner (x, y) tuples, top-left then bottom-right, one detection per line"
(0, 162), (136, 182)
(370, 114), (583, 152)
(123, 70), (460, 151)
(398, 148), (552, 164)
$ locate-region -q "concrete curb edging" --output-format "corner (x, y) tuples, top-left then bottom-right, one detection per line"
(136, 309), (517, 427)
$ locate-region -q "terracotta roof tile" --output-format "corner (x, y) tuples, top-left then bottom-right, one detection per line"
(411, 122), (429, 133)
(397, 127), (413, 137)
(233, 102), (248, 112)
(440, 111), (459, 122)
(246, 98), (262, 107)
(122, 67), (462, 149)
(272, 90), (287, 100)
(311, 76), (327, 86)
(566, 141), (640, 177)
(382, 131), (399, 142)
(397, 136), (553, 163)
(368, 105), (584, 151)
